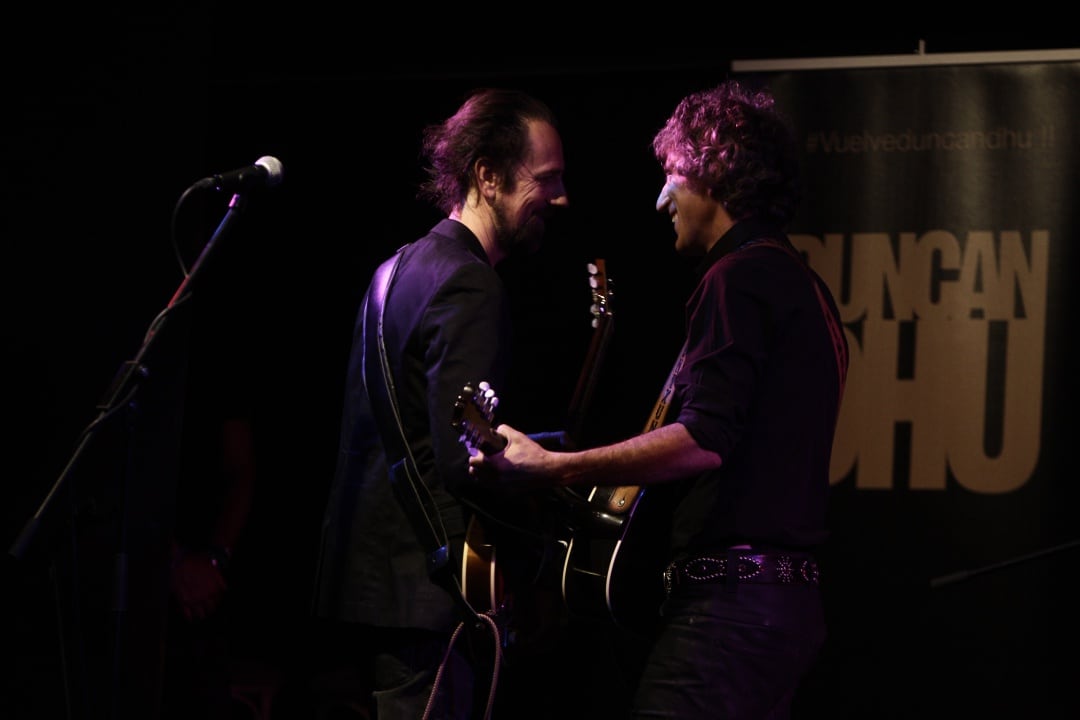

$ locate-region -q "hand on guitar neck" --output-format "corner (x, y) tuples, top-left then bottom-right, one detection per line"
(452, 381), (507, 456)
(451, 380), (569, 653)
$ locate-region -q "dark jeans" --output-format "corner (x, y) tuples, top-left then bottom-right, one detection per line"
(631, 581), (825, 719)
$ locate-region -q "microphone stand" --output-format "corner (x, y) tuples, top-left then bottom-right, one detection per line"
(9, 190), (250, 719)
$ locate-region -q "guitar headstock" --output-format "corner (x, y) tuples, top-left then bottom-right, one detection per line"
(587, 259), (613, 330)
(566, 259), (616, 447)
(451, 381), (508, 456)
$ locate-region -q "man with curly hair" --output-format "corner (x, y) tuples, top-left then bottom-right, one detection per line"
(469, 79), (848, 718)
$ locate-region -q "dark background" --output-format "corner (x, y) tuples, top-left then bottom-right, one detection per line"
(5, 16), (1078, 718)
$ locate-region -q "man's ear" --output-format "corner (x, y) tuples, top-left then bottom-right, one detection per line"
(475, 159), (498, 200)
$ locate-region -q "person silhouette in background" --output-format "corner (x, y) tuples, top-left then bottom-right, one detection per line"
(159, 224), (260, 720)
(162, 415), (255, 719)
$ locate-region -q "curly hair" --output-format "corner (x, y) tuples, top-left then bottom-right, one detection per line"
(418, 88), (559, 215)
(652, 80), (801, 227)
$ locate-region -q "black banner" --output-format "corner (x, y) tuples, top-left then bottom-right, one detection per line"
(742, 59), (1079, 716)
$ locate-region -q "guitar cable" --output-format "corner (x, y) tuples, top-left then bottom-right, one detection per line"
(423, 610), (504, 720)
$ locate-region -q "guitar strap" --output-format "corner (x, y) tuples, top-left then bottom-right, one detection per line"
(364, 245), (480, 622)
(594, 340), (688, 514)
(645, 340), (688, 432)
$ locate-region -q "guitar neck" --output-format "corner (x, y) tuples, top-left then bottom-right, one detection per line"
(564, 258), (614, 450)
(565, 317), (613, 447)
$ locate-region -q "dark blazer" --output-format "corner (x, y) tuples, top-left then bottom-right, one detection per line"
(313, 219), (511, 632)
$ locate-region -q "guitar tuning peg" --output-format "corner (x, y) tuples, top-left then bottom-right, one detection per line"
(587, 262), (598, 274)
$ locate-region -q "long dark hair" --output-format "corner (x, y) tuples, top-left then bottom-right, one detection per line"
(418, 88), (558, 214)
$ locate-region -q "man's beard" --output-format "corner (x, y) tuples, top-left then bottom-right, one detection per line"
(492, 203), (546, 258)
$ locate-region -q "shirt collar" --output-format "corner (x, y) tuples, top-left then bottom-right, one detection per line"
(693, 219), (789, 280)
(432, 217), (490, 263)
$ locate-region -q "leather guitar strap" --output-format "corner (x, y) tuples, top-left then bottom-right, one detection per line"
(364, 245), (479, 622)
(598, 340), (687, 514)
(645, 340), (688, 432)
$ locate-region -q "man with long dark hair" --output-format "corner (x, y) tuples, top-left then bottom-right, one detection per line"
(313, 87), (569, 719)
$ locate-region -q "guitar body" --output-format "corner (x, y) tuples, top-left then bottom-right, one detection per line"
(561, 333), (689, 633)
(461, 515), (506, 615)
(459, 505), (568, 616)
(561, 485), (670, 635)
(453, 260), (614, 617)
(452, 259), (630, 640)
(461, 508), (570, 660)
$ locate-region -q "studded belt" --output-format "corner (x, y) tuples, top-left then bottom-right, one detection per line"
(663, 550), (819, 595)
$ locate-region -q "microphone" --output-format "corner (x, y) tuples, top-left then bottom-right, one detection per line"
(195, 155), (284, 192)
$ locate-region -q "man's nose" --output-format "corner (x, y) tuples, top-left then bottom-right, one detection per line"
(656, 181), (676, 212)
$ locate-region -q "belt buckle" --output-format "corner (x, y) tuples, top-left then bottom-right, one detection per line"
(663, 563), (675, 595)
